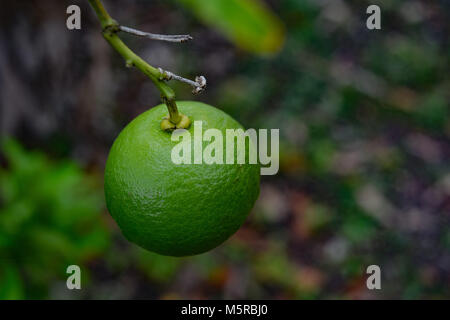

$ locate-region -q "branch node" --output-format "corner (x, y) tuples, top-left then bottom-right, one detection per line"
(103, 22), (120, 34)
(158, 67), (172, 81)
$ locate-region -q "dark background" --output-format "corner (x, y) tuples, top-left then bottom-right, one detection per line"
(0, 0), (449, 299)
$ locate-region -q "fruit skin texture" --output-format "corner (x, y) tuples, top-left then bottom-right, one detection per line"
(105, 101), (260, 256)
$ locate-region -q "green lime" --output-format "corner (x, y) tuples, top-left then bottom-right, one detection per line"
(105, 101), (260, 256)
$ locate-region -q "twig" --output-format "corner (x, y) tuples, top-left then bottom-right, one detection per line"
(158, 68), (207, 94)
(119, 26), (193, 43)
(87, 0), (205, 128)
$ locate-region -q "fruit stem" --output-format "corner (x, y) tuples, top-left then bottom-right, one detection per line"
(162, 97), (181, 124)
(87, 0), (199, 129)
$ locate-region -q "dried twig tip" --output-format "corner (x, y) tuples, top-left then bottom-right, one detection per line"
(193, 76), (207, 95)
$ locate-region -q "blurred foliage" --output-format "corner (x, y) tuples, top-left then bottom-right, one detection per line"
(177, 0), (285, 54)
(0, 140), (109, 299)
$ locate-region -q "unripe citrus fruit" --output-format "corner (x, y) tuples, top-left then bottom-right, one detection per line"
(105, 101), (260, 256)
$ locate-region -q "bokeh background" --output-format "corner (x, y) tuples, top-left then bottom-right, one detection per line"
(1, 0), (449, 299)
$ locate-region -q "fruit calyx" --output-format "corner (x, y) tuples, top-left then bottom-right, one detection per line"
(160, 97), (191, 131)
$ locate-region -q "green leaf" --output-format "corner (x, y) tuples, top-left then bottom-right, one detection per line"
(177, 0), (285, 54)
